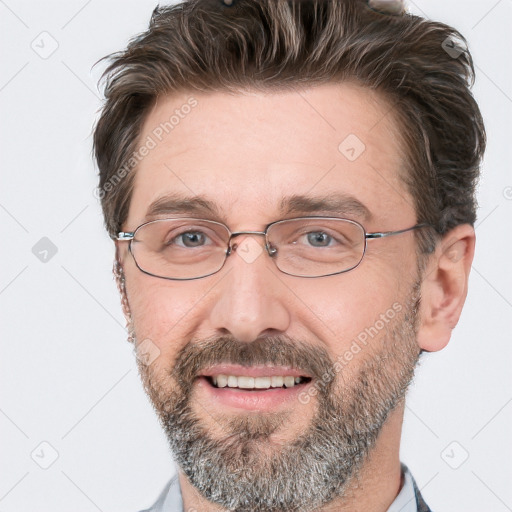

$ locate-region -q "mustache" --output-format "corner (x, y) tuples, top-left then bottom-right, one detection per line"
(171, 335), (335, 387)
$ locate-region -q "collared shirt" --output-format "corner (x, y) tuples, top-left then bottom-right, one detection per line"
(138, 462), (432, 512)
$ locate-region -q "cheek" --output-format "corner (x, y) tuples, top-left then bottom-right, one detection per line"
(125, 272), (201, 353)
(292, 261), (405, 350)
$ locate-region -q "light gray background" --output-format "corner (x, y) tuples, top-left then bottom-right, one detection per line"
(1, 1), (511, 511)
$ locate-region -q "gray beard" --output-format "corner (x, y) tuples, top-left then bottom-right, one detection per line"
(135, 287), (421, 512)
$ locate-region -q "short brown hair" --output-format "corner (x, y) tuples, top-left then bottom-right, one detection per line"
(93, 0), (486, 252)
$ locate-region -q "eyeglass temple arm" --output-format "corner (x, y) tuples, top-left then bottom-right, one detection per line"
(365, 223), (432, 240)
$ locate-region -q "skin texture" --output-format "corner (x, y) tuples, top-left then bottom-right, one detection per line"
(115, 83), (475, 511)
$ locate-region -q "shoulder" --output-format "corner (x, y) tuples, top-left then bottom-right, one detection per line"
(136, 475), (182, 512)
(406, 465), (434, 512)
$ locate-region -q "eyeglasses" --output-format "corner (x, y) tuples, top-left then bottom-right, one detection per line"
(116, 217), (431, 280)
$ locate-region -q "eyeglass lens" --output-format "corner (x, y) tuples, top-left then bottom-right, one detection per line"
(130, 218), (366, 279)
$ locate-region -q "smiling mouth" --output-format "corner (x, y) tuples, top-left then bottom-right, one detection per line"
(206, 375), (312, 390)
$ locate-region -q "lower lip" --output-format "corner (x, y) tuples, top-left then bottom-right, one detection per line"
(196, 376), (312, 411)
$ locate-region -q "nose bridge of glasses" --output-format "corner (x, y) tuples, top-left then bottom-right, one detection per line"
(228, 230), (276, 256)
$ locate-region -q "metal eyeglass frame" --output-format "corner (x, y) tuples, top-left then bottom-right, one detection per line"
(116, 216), (432, 280)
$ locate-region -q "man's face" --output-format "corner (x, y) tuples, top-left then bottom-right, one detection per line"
(118, 83), (423, 511)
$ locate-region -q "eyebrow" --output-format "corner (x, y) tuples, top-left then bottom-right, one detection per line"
(145, 193), (222, 219)
(279, 193), (371, 221)
(144, 192), (371, 222)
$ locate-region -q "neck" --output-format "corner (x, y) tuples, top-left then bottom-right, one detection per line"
(178, 402), (405, 512)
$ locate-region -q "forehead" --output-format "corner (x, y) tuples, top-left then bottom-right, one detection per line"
(126, 82), (416, 229)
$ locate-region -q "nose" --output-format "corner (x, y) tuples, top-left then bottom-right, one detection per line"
(207, 235), (291, 342)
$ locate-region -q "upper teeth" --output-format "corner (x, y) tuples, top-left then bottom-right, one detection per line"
(211, 375), (305, 389)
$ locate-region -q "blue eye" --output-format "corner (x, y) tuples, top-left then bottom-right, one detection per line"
(176, 231), (208, 247)
(306, 232), (333, 247)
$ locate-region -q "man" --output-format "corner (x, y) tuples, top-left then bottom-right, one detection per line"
(93, 0), (485, 510)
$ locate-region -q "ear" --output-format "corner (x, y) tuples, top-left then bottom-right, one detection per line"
(113, 241), (133, 327)
(416, 224), (475, 352)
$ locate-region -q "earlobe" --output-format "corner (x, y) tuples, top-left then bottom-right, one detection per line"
(416, 224), (475, 352)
